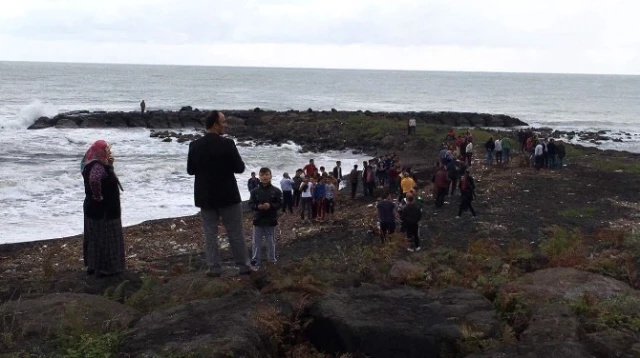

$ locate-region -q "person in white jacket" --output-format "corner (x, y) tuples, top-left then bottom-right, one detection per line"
(465, 141), (473, 166)
(494, 139), (503, 165)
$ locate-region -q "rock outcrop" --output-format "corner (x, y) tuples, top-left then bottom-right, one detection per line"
(28, 108), (527, 131)
(27, 108), (528, 153)
(478, 268), (640, 358)
(307, 285), (499, 358)
(120, 288), (291, 357)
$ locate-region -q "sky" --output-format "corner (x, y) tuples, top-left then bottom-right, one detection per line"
(0, 0), (639, 74)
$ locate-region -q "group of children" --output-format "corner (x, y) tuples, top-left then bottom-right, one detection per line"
(245, 160), (344, 267)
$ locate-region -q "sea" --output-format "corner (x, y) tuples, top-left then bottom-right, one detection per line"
(1, 61), (640, 244)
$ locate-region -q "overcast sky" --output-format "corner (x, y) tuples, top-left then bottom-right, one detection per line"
(1, 0), (639, 74)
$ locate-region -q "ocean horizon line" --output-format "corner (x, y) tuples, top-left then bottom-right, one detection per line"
(1, 59), (639, 77)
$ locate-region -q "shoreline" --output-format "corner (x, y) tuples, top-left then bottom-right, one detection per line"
(5, 122), (640, 248)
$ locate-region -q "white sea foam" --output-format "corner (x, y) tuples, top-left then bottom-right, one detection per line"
(0, 127), (368, 244)
(0, 100), (60, 130)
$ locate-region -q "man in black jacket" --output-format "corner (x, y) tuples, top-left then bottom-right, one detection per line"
(249, 167), (283, 267)
(332, 161), (343, 187)
(187, 111), (251, 277)
(401, 192), (422, 252)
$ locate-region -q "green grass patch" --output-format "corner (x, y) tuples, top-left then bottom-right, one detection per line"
(571, 294), (640, 332)
(539, 226), (586, 266)
(559, 206), (597, 218)
(469, 128), (496, 143)
(52, 332), (121, 358)
(590, 158), (640, 174)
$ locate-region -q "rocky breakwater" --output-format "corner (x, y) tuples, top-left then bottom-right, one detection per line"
(28, 107), (528, 152)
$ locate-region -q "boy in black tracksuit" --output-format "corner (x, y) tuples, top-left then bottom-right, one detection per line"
(249, 167), (283, 267)
(401, 192), (423, 252)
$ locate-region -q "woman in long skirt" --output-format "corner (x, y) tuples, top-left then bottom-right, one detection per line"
(81, 140), (125, 277)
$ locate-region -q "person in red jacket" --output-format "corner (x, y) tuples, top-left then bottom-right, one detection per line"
(303, 159), (317, 177)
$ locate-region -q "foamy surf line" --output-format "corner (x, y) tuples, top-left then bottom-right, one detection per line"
(0, 126), (369, 244)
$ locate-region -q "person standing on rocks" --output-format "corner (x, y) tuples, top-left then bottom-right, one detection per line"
(433, 164), (449, 208)
(484, 137), (495, 165)
(299, 177), (314, 221)
(332, 161), (343, 188)
(447, 159), (461, 196)
(465, 140), (473, 166)
(140, 100), (145, 115)
(313, 177), (326, 221)
(362, 161), (369, 197)
(81, 140), (125, 277)
(249, 167), (282, 268)
(408, 118), (417, 135)
(280, 172), (295, 214)
(401, 192), (422, 252)
(350, 164), (359, 199)
(187, 110), (251, 277)
(304, 159), (317, 177)
(556, 142), (566, 169)
(547, 139), (558, 169)
(494, 137), (503, 165)
(292, 170), (303, 207)
(324, 177), (337, 217)
(376, 193), (396, 244)
(501, 135), (512, 164)
(247, 172), (259, 194)
(456, 169), (477, 219)
(534, 140), (545, 170)
(400, 172), (416, 200)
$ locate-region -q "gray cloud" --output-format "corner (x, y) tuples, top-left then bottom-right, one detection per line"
(1, 0), (639, 74)
(2, 0), (634, 49)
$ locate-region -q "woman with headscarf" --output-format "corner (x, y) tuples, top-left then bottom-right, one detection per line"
(81, 140), (125, 277)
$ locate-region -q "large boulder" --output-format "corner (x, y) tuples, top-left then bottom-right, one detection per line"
(495, 268), (640, 357)
(27, 116), (56, 129)
(307, 286), (499, 358)
(120, 289), (289, 357)
(501, 267), (635, 302)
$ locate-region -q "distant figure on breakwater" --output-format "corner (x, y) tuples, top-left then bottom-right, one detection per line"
(140, 100), (146, 115)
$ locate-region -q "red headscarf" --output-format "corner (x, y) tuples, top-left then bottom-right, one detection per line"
(81, 140), (110, 173)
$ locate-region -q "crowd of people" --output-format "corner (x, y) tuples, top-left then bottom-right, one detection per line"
(81, 111), (566, 278)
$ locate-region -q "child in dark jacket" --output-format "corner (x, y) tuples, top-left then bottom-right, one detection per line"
(401, 192), (423, 251)
(249, 167), (283, 267)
